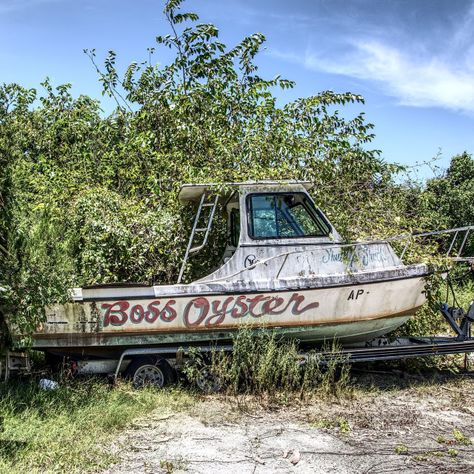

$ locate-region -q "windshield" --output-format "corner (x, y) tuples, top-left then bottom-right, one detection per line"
(247, 193), (331, 239)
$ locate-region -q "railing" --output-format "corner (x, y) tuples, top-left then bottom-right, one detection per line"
(178, 192), (219, 284)
(385, 225), (474, 261)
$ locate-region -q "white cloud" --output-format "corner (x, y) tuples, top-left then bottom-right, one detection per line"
(269, 1), (474, 114)
(303, 40), (474, 113)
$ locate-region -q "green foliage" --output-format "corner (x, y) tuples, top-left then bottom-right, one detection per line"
(395, 444), (409, 455)
(67, 188), (181, 284)
(311, 416), (351, 434)
(422, 152), (474, 258)
(452, 428), (472, 446)
(425, 152), (474, 228)
(2, 207), (74, 341)
(0, 0), (402, 334)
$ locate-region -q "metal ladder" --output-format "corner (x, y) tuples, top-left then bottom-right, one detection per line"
(177, 192), (219, 283)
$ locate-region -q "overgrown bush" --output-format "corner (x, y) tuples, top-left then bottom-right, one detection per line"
(0, 0), (424, 334)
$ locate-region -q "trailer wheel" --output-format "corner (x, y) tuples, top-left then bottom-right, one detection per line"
(195, 367), (223, 394)
(125, 356), (174, 389)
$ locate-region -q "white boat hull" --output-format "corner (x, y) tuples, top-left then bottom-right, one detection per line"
(24, 272), (427, 350)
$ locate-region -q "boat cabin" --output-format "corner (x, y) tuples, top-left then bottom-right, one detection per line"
(177, 181), (400, 287)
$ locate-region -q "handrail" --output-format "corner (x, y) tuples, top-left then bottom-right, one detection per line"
(178, 193), (219, 284)
(189, 195), (219, 254)
(385, 225), (474, 242)
(386, 225), (474, 259)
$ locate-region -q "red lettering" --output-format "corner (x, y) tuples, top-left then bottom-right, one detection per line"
(230, 295), (249, 318)
(264, 296), (294, 315)
(130, 304), (145, 323)
(262, 296), (285, 315)
(183, 297), (209, 328)
(101, 293), (319, 329)
(102, 301), (129, 327)
(160, 300), (177, 322)
(145, 300), (161, 323)
(290, 293), (319, 315)
(206, 297), (234, 327)
(247, 295), (271, 318)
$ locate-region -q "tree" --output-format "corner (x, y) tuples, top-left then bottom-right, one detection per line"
(425, 152), (474, 228)
(0, 0), (409, 333)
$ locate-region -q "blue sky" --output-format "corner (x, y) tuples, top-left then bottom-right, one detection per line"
(1, 0), (474, 179)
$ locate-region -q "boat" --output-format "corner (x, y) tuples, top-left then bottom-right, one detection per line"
(10, 181), (429, 357)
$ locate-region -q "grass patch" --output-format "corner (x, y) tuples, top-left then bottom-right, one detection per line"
(0, 378), (194, 473)
(310, 416), (351, 434)
(452, 428), (472, 446)
(395, 444), (409, 455)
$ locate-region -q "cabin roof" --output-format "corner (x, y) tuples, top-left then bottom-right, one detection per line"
(178, 180), (313, 203)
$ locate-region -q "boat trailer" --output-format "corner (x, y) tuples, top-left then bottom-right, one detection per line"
(329, 299), (474, 364)
(2, 223), (474, 383)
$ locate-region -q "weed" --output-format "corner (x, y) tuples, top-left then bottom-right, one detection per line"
(311, 418), (334, 429)
(338, 417), (351, 434)
(448, 448), (459, 457)
(311, 416), (351, 434)
(160, 459), (174, 473)
(452, 428), (472, 446)
(414, 454), (428, 461)
(159, 458), (187, 473)
(0, 379), (194, 473)
(183, 327), (352, 402)
(395, 444), (409, 455)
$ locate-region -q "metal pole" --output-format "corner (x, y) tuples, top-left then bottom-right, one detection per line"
(447, 231), (459, 256)
(458, 229), (471, 257)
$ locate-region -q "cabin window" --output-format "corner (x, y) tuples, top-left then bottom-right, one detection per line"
(230, 208), (240, 247)
(247, 193), (331, 239)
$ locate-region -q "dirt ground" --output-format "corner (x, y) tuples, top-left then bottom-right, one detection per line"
(104, 370), (474, 474)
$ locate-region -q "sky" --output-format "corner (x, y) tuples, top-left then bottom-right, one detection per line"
(1, 0), (474, 179)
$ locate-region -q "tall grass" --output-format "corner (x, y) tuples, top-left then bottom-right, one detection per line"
(0, 379), (194, 473)
(184, 328), (351, 401)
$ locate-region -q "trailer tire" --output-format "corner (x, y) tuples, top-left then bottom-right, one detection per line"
(195, 367), (223, 394)
(125, 356), (174, 389)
